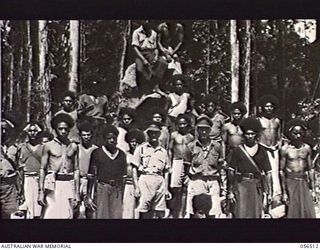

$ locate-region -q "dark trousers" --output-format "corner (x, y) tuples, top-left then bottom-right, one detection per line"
(0, 178), (18, 219)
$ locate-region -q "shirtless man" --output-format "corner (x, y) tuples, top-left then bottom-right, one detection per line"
(222, 101), (247, 158)
(38, 113), (80, 219)
(257, 95), (282, 200)
(168, 114), (194, 218)
(280, 119), (316, 218)
(76, 119), (98, 219)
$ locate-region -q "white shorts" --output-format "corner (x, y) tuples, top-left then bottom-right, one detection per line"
(186, 179), (222, 216)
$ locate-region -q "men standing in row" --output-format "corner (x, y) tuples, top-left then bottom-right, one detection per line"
(19, 123), (43, 219)
(38, 113), (80, 219)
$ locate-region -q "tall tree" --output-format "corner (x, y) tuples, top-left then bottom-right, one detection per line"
(243, 20), (251, 115)
(69, 20), (79, 93)
(119, 20), (131, 81)
(26, 20), (33, 122)
(38, 20), (52, 130)
(230, 20), (239, 103)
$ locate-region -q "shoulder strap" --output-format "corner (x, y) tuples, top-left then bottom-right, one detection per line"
(238, 145), (262, 176)
(24, 143), (42, 164)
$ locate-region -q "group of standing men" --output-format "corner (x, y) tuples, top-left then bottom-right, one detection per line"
(1, 21), (319, 219)
(1, 80), (318, 218)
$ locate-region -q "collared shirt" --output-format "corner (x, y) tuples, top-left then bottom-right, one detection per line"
(45, 138), (78, 173)
(187, 140), (222, 176)
(132, 26), (158, 50)
(1, 143), (18, 177)
(133, 142), (169, 175)
(19, 142), (43, 173)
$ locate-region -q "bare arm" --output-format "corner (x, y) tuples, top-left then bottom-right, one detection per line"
(307, 145), (315, 195)
(38, 144), (49, 206)
(73, 144), (80, 202)
(279, 147), (288, 203)
(168, 133), (175, 164)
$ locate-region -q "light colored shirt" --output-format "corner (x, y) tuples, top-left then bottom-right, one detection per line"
(133, 142), (169, 175)
(132, 26), (157, 50)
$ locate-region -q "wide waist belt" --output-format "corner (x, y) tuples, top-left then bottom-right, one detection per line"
(286, 172), (307, 180)
(98, 179), (123, 186)
(56, 174), (74, 181)
(25, 172), (38, 177)
(141, 173), (163, 177)
(0, 173), (17, 184)
(190, 174), (219, 181)
(238, 173), (260, 180)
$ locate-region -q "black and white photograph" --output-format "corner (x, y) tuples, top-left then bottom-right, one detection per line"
(1, 19), (320, 222)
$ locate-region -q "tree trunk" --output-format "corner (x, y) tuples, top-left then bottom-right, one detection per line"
(9, 52), (14, 110)
(69, 20), (80, 93)
(230, 20), (240, 103)
(39, 20), (52, 130)
(119, 20), (131, 81)
(26, 20), (33, 122)
(0, 21), (3, 111)
(206, 21), (211, 94)
(243, 20), (251, 116)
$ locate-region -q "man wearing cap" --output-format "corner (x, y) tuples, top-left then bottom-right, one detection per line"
(88, 125), (127, 219)
(1, 113), (23, 219)
(227, 117), (272, 218)
(55, 91), (80, 143)
(184, 115), (226, 218)
(222, 101), (247, 158)
(18, 122), (43, 219)
(257, 95), (282, 201)
(38, 113), (80, 219)
(133, 121), (171, 219)
(280, 119), (316, 218)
